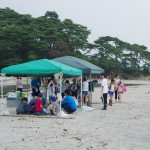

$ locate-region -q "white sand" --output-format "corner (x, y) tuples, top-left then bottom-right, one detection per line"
(0, 80), (150, 150)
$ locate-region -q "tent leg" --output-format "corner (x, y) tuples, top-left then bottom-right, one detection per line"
(88, 73), (92, 107)
(80, 75), (83, 107)
(1, 75), (4, 113)
(0, 74), (9, 115)
(27, 76), (29, 99)
(59, 73), (63, 117)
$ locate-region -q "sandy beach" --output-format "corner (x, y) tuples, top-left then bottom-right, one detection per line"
(0, 80), (150, 150)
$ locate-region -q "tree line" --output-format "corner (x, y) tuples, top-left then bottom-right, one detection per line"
(0, 8), (150, 78)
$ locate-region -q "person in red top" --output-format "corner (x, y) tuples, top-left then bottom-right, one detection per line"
(35, 93), (47, 115)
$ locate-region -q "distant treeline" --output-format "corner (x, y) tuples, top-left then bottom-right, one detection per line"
(0, 8), (150, 78)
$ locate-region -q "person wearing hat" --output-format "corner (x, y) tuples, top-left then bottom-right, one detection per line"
(35, 93), (47, 115)
(49, 96), (60, 115)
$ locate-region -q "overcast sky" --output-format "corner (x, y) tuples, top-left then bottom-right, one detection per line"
(1, 0), (150, 51)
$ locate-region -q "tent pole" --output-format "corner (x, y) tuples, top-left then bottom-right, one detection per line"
(59, 73), (62, 116)
(27, 76), (29, 99)
(81, 75), (82, 108)
(1, 74), (4, 112)
(90, 72), (92, 107)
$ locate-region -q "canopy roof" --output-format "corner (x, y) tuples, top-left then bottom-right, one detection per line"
(1, 59), (82, 76)
(52, 56), (104, 74)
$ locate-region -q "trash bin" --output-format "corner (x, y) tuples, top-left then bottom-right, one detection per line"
(7, 97), (21, 107)
(7, 92), (21, 107)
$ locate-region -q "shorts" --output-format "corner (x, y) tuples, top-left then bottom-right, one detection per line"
(82, 91), (88, 96)
(108, 91), (114, 97)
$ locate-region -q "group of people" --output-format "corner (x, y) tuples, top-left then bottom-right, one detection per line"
(101, 73), (126, 110)
(16, 76), (78, 115)
(16, 73), (124, 115)
(16, 89), (78, 115)
(61, 76), (94, 107)
(15, 75), (95, 115)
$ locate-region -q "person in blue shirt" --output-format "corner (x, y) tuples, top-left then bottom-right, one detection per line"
(61, 89), (77, 114)
(31, 77), (41, 97)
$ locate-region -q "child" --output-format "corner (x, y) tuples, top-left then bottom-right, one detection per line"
(16, 97), (28, 114)
(82, 76), (88, 106)
(108, 79), (115, 106)
(49, 96), (60, 115)
(35, 93), (47, 115)
(26, 96), (36, 114)
(117, 81), (124, 103)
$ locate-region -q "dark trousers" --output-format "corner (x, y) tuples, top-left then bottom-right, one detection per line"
(103, 93), (108, 108)
(71, 91), (77, 99)
(61, 93), (65, 99)
(32, 88), (40, 97)
(61, 104), (76, 114)
(17, 88), (23, 92)
(115, 90), (119, 99)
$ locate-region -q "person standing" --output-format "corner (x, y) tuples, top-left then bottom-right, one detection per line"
(101, 73), (108, 110)
(31, 77), (41, 97)
(108, 79), (115, 106)
(61, 80), (70, 99)
(114, 74), (121, 102)
(82, 76), (89, 105)
(41, 78), (48, 99)
(47, 77), (55, 101)
(70, 78), (78, 99)
(16, 76), (23, 92)
(117, 81), (124, 103)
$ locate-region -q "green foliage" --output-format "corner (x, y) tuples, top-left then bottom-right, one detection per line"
(0, 8), (150, 78)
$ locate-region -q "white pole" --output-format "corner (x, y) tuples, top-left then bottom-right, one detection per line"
(27, 76), (29, 99)
(59, 73), (62, 116)
(80, 75), (82, 107)
(90, 72), (92, 107)
(1, 74), (4, 112)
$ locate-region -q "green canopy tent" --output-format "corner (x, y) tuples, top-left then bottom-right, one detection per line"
(52, 56), (104, 106)
(1, 59), (82, 116)
(1, 59), (82, 76)
(52, 56), (104, 75)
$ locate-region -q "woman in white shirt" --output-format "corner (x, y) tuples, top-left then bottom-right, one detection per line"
(82, 76), (89, 105)
(16, 76), (23, 92)
(101, 73), (108, 110)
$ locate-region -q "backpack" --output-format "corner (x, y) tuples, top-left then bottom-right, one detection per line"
(122, 84), (127, 92)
